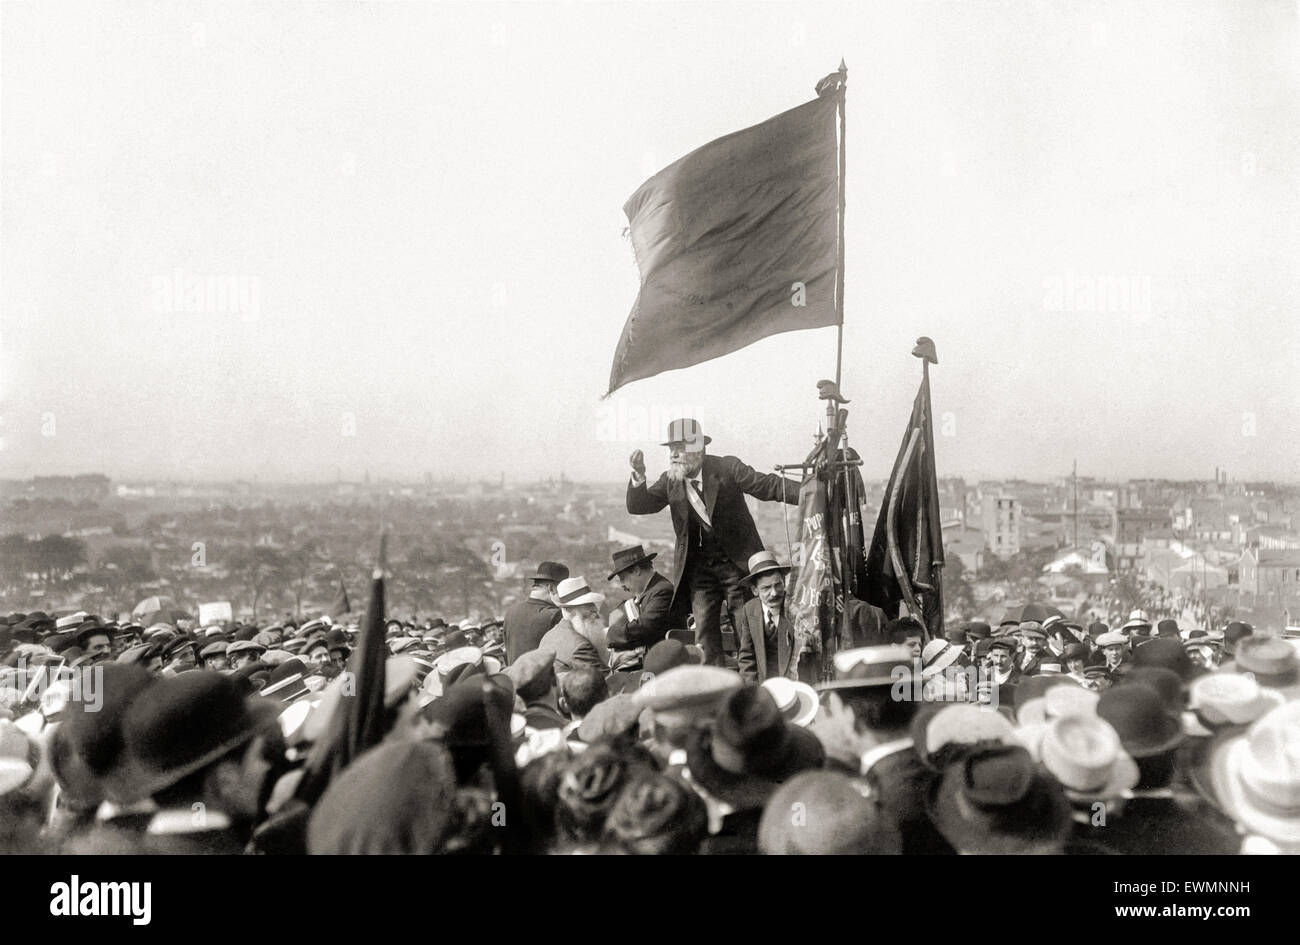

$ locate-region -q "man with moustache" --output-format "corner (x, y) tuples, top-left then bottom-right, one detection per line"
(627, 419), (799, 666)
(735, 552), (795, 683)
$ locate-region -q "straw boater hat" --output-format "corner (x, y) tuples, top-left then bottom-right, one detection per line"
(920, 638), (963, 679)
(1190, 673), (1285, 730)
(761, 677), (819, 727)
(741, 551), (790, 585)
(817, 645), (916, 693)
(1208, 700), (1300, 846)
(1020, 714), (1139, 803)
(1121, 610), (1153, 633)
(553, 576), (605, 609)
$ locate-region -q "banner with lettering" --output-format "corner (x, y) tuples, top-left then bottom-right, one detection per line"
(788, 475), (834, 680)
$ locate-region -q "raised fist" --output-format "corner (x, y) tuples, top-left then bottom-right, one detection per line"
(629, 449), (646, 477)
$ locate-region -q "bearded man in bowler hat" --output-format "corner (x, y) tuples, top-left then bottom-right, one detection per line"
(627, 419), (798, 666)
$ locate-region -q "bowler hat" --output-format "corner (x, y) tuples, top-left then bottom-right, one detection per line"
(1132, 637), (1197, 682)
(607, 545), (658, 581)
(660, 418), (711, 448)
(532, 561), (570, 584)
(1096, 684), (1184, 758)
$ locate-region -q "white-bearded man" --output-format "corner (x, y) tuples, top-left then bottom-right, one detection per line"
(626, 418), (799, 666)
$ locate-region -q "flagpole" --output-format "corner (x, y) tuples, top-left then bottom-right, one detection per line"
(834, 59), (847, 389)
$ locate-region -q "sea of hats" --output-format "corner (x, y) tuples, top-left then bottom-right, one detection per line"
(1, 601), (1298, 854)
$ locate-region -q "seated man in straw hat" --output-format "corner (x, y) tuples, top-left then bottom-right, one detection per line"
(539, 577), (605, 678)
(735, 551), (796, 684)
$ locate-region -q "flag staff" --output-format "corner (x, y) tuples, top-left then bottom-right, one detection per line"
(827, 60), (848, 388)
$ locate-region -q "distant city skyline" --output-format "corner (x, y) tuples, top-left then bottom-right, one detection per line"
(3, 2), (1297, 485)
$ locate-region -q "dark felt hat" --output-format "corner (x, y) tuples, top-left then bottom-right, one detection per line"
(607, 545), (659, 580)
(928, 744), (1071, 854)
(108, 672), (275, 803)
(532, 561), (570, 584)
(685, 685), (824, 810)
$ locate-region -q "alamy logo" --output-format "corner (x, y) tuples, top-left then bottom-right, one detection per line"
(49, 876), (151, 926)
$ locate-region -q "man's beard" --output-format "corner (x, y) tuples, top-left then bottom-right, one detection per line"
(666, 455), (703, 483)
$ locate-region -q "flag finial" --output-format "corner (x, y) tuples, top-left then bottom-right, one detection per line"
(912, 336), (938, 364)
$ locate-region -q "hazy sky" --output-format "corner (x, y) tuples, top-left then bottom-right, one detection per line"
(3, 1), (1298, 486)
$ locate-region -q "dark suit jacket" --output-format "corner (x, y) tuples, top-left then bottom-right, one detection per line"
(843, 597), (888, 648)
(735, 597), (794, 683)
(538, 620), (603, 675)
(606, 571), (675, 650)
(863, 745), (956, 856)
(626, 454), (799, 616)
(504, 596), (563, 664)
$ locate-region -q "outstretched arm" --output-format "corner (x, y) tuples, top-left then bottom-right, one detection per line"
(728, 456), (800, 505)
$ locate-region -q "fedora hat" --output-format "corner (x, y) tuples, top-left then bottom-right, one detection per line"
(607, 545), (658, 581)
(660, 418), (711, 448)
(818, 644), (915, 693)
(107, 673), (276, 804)
(742, 550), (789, 585)
(927, 744), (1071, 854)
(553, 577), (604, 609)
(1208, 701), (1300, 845)
(685, 685), (824, 810)
(1021, 715), (1139, 803)
(531, 561), (570, 584)
(761, 677), (819, 727)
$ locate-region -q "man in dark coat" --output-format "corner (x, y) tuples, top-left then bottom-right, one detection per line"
(605, 545), (675, 671)
(503, 561), (568, 664)
(626, 419), (798, 666)
(735, 551), (795, 683)
(814, 645), (955, 855)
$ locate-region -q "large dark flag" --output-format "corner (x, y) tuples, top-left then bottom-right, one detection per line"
(607, 85), (842, 395)
(294, 537), (389, 804)
(864, 344), (945, 639)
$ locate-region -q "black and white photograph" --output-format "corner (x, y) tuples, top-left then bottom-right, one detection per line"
(1, 0), (1297, 879)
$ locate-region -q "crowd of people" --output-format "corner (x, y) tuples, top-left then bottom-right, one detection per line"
(1, 541), (1297, 856)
